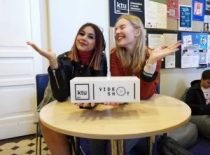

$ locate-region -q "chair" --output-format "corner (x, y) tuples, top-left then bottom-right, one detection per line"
(35, 73), (49, 155)
(35, 73), (80, 155)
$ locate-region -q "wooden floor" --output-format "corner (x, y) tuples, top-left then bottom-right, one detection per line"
(0, 134), (51, 155)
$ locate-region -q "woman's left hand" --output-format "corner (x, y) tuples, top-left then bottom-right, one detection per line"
(147, 41), (181, 64)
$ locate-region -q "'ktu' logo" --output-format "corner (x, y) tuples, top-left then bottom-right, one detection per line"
(75, 84), (90, 100)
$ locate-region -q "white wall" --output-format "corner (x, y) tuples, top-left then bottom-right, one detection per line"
(48, 0), (109, 55)
(47, 0), (207, 99)
(160, 68), (205, 99)
(48, 0), (110, 74)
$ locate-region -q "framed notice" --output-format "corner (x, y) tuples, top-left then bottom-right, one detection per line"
(179, 5), (192, 31)
(109, 0), (144, 26)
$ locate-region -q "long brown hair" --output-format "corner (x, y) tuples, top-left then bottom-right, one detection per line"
(115, 15), (147, 73)
(69, 23), (106, 70)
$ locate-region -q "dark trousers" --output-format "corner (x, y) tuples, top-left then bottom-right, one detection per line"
(89, 139), (109, 155)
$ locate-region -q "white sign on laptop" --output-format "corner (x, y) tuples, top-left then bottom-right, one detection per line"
(70, 76), (140, 103)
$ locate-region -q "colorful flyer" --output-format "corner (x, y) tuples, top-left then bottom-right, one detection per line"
(179, 5), (192, 31)
(181, 32), (208, 68)
(193, 0), (204, 21)
(167, 0), (179, 19)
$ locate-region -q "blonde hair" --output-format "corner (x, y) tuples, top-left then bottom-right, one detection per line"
(115, 15), (147, 73)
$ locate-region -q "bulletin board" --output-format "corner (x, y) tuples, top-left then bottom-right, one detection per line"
(177, 32), (209, 68)
(109, 0), (210, 69)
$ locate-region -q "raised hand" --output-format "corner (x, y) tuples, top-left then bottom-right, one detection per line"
(26, 41), (58, 69)
(147, 41), (181, 64)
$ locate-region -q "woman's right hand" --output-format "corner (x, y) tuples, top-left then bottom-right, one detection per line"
(75, 102), (97, 109)
(26, 41), (58, 69)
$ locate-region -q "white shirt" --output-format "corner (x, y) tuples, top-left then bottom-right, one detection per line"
(201, 86), (210, 105)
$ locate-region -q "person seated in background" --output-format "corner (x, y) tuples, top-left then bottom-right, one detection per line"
(185, 69), (210, 138)
(27, 22), (108, 155)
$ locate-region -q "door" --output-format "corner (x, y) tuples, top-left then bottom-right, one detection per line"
(0, 0), (43, 139)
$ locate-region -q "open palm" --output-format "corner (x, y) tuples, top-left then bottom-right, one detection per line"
(148, 41), (181, 64)
(26, 41), (56, 61)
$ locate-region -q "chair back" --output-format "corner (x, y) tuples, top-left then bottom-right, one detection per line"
(36, 73), (49, 106)
(156, 84), (160, 94)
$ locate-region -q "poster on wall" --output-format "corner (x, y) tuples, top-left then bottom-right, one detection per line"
(179, 5), (192, 31)
(109, 0), (144, 26)
(145, 0), (167, 29)
(167, 0), (179, 19)
(192, 0), (204, 21)
(205, 0), (210, 14)
(114, 0), (129, 14)
(163, 33), (177, 68)
(180, 32), (208, 68)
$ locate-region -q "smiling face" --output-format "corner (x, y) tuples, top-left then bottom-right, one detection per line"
(76, 26), (96, 52)
(114, 18), (139, 53)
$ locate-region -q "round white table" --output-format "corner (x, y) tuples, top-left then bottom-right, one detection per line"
(40, 94), (191, 155)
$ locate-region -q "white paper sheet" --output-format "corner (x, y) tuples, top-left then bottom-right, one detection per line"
(145, 1), (167, 29)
